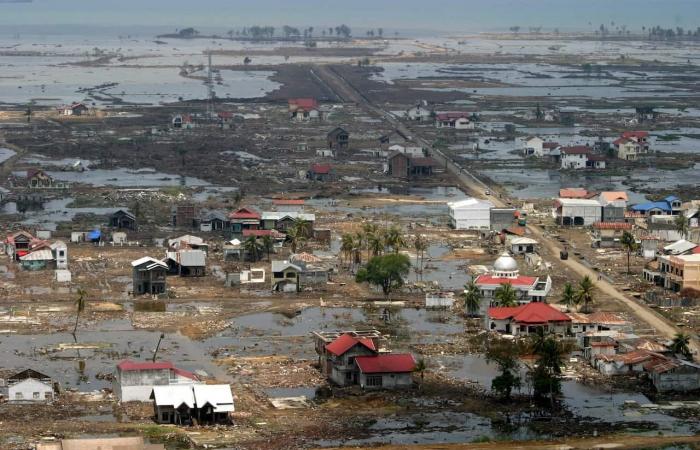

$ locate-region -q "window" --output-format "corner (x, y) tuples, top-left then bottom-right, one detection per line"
(15, 392), (23, 400)
(347, 356), (355, 367)
(33, 392), (40, 399)
(44, 392), (52, 400)
(345, 371), (353, 380)
(366, 376), (383, 387)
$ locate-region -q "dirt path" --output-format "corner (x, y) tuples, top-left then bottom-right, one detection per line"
(313, 63), (697, 355)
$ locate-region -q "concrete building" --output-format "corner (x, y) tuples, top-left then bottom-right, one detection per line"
(113, 360), (200, 402)
(598, 192), (628, 222)
(288, 98), (320, 121)
(646, 357), (700, 392)
(509, 237), (538, 255)
(36, 437), (164, 450)
(0, 369), (54, 402)
(487, 302), (571, 336)
(406, 104), (432, 121)
(474, 253), (552, 310)
(323, 333), (379, 386)
(271, 260), (302, 291)
(164, 250), (206, 277)
(448, 198), (494, 230)
(592, 222), (634, 248)
(555, 198), (602, 226)
(356, 354), (416, 389)
(435, 112), (474, 129)
(327, 127), (349, 150)
(151, 384), (234, 425)
(614, 131), (650, 161)
(657, 254), (700, 292)
(490, 208), (517, 231)
(560, 146), (606, 169)
(131, 257), (168, 296)
(51, 240), (68, 270)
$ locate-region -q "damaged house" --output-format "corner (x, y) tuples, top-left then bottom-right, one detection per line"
(110, 209), (137, 230)
(0, 369), (55, 403)
(131, 257), (168, 296)
(327, 127), (349, 150)
(164, 250), (206, 277)
(114, 360), (201, 402)
(151, 384), (234, 425)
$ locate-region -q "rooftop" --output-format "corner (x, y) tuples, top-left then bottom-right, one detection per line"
(355, 353), (416, 374)
(488, 302), (571, 324)
(325, 333), (377, 357)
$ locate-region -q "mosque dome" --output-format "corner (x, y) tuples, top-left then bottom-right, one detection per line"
(493, 252), (518, 272)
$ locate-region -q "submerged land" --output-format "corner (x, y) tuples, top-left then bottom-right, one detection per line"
(0, 28), (699, 449)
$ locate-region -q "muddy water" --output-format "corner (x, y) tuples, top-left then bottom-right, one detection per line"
(6, 197), (126, 231)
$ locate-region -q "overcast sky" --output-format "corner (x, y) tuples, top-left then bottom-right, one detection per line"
(0, 0), (698, 33)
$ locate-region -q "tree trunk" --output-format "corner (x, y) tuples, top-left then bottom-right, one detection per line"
(73, 311), (80, 335)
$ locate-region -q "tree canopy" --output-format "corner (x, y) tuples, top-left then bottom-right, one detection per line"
(356, 253), (411, 298)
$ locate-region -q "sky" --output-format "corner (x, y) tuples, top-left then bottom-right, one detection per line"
(0, 0), (699, 34)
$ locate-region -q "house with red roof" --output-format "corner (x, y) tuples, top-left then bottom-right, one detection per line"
(474, 253), (552, 313)
(113, 360), (201, 402)
(435, 112), (474, 129)
(229, 207), (261, 236)
(172, 114), (195, 129)
(614, 131), (650, 161)
(308, 163), (334, 182)
(323, 333), (379, 386)
(288, 98), (320, 121)
(356, 353), (416, 389)
(487, 302), (571, 336)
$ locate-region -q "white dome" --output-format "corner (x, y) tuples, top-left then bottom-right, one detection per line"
(493, 252), (518, 272)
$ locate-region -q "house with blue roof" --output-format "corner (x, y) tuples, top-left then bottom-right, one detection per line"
(630, 196), (682, 217)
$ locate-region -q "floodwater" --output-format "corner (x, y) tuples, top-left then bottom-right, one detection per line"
(44, 167), (210, 187)
(0, 147), (17, 164)
(6, 197), (126, 231)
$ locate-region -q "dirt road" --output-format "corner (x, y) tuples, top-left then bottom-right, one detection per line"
(313, 64), (697, 354)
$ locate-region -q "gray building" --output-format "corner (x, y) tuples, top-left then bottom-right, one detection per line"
(131, 257), (168, 295)
(490, 208), (517, 231)
(114, 360), (200, 402)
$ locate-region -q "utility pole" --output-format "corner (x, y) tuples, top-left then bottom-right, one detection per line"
(206, 51), (215, 119)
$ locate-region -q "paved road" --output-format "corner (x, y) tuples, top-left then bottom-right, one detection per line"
(313, 64), (697, 353)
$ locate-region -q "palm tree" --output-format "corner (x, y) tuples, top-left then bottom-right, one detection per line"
(675, 214), (689, 240)
(462, 281), (483, 317)
(383, 225), (407, 254)
(362, 223), (379, 260)
(73, 288), (87, 335)
(576, 276), (596, 313)
(670, 332), (693, 360)
(261, 235), (274, 261)
(244, 236), (262, 262)
(494, 283), (518, 307)
(560, 282), (577, 312)
(340, 233), (355, 268)
(367, 232), (384, 258)
(287, 218), (309, 253)
(414, 358), (427, 388)
(413, 234), (428, 282)
(620, 231), (638, 274)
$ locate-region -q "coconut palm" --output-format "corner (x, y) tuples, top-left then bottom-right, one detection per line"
(261, 235), (274, 261)
(383, 225), (407, 254)
(340, 233), (355, 267)
(244, 236), (263, 262)
(494, 283), (518, 307)
(462, 281), (483, 317)
(413, 234), (428, 282)
(287, 219), (309, 253)
(73, 288), (87, 335)
(670, 332), (692, 360)
(620, 231), (638, 274)
(367, 232), (384, 258)
(576, 276), (596, 313)
(675, 214), (689, 240)
(560, 282), (577, 312)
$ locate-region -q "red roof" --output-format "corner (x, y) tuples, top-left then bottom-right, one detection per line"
(692, 246), (700, 254)
(289, 98), (318, 110)
(488, 302), (571, 324)
(561, 146), (591, 155)
(117, 360), (174, 371)
(310, 163), (332, 174)
(613, 137), (631, 146)
(436, 112), (470, 121)
(273, 199), (305, 206)
(475, 274), (537, 287)
(593, 222), (633, 230)
(543, 142), (560, 149)
(218, 111), (234, 118)
(622, 131), (648, 139)
(230, 207), (261, 220)
(355, 353), (416, 374)
(559, 188), (589, 199)
(325, 333), (376, 357)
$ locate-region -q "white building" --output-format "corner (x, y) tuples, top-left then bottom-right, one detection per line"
(560, 146), (606, 170)
(405, 105), (432, 121)
(387, 144), (424, 158)
(113, 360), (201, 402)
(50, 240), (68, 270)
(448, 198), (494, 230)
(523, 137), (543, 156)
(474, 253), (552, 311)
(555, 198), (602, 226)
(509, 236), (538, 255)
(0, 369), (54, 403)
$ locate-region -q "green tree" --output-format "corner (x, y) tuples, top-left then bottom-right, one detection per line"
(367, 232), (384, 258)
(485, 337), (523, 400)
(413, 234), (428, 281)
(356, 253), (411, 298)
(414, 358), (427, 388)
(530, 335), (566, 404)
(675, 214), (689, 240)
(670, 332), (693, 360)
(73, 288), (87, 335)
(494, 283), (518, 307)
(462, 281), (483, 317)
(560, 282), (577, 312)
(620, 231), (638, 274)
(287, 218), (310, 253)
(576, 276), (596, 313)
(340, 233), (355, 268)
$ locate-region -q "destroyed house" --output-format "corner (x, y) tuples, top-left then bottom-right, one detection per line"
(288, 98), (320, 121)
(261, 212), (315, 236)
(0, 369), (54, 403)
(168, 234), (208, 253)
(131, 257), (168, 296)
(271, 260), (302, 291)
(5, 230), (35, 261)
(151, 384), (234, 425)
(199, 210), (230, 232)
(327, 127), (349, 149)
(388, 152), (436, 179)
(172, 204), (198, 228)
(61, 102), (88, 116)
(308, 163), (334, 182)
(114, 360), (200, 402)
(110, 209), (137, 230)
(27, 168), (56, 188)
(165, 250), (206, 277)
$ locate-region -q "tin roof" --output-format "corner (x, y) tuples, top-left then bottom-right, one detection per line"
(355, 353), (416, 374)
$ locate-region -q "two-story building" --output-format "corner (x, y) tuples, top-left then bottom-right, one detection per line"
(113, 360), (201, 402)
(560, 146), (606, 170)
(131, 257), (168, 296)
(614, 131), (650, 161)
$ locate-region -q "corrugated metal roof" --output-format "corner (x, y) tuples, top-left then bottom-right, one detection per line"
(166, 250), (206, 267)
(19, 249), (54, 261)
(151, 385), (196, 408)
(192, 384), (235, 413)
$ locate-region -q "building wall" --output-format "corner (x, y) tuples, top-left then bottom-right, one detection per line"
(358, 372), (413, 389)
(8, 378), (53, 402)
(652, 370), (700, 392)
(449, 205), (491, 230)
(560, 204), (601, 226)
